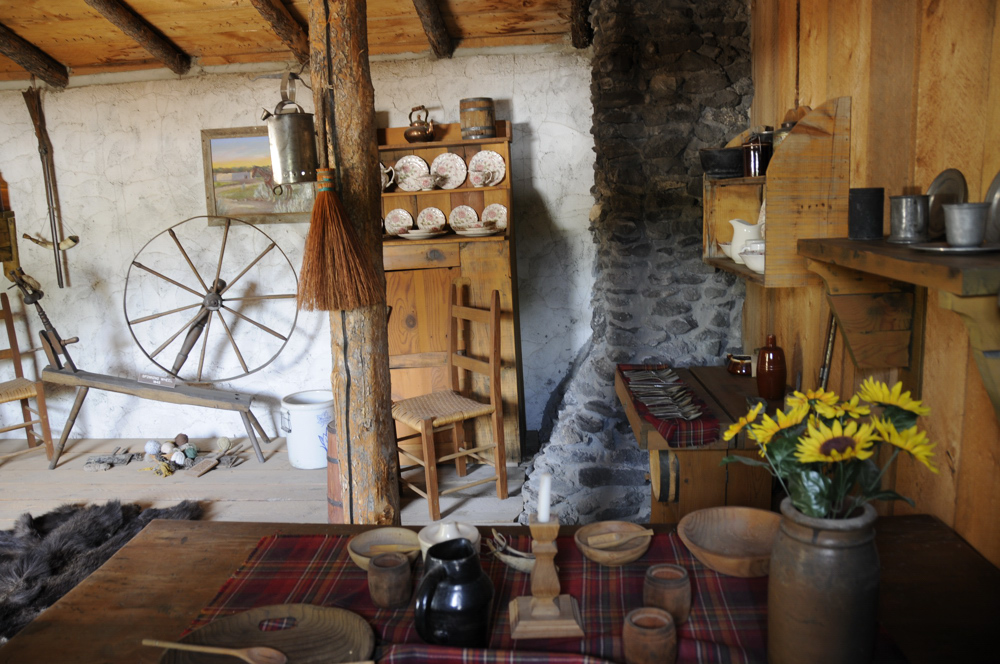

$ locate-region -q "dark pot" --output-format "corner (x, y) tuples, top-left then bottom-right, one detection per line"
(699, 147), (744, 179)
(768, 498), (879, 664)
(414, 538), (493, 648)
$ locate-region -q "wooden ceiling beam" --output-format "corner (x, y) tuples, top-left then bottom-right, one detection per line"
(250, 0), (309, 66)
(411, 0), (454, 59)
(0, 21), (69, 88)
(571, 0), (593, 49)
(83, 0), (191, 75)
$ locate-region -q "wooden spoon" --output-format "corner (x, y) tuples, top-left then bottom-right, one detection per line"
(142, 639), (287, 664)
(587, 528), (655, 549)
(368, 543), (420, 554)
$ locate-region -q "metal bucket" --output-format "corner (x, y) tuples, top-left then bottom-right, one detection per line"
(262, 73), (317, 188)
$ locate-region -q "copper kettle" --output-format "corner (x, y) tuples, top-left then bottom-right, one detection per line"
(404, 105), (435, 143)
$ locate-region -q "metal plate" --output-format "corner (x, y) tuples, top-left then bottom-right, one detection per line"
(909, 242), (1000, 254)
(985, 169), (1000, 243)
(926, 168), (968, 238)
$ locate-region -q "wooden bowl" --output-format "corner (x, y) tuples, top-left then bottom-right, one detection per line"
(677, 506), (781, 577)
(347, 527), (420, 571)
(574, 521), (652, 567)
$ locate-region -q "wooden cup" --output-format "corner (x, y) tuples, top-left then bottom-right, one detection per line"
(623, 607), (677, 664)
(368, 552), (412, 609)
(642, 563), (691, 623)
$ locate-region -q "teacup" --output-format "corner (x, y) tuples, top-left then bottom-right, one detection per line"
(380, 163), (395, 191)
(415, 173), (445, 191)
(469, 169), (498, 188)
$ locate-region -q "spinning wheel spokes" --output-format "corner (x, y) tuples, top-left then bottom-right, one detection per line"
(124, 216), (298, 383)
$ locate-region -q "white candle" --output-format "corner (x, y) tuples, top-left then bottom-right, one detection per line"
(537, 473), (552, 522)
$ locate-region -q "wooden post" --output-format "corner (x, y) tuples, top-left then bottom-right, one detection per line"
(309, 0), (400, 525)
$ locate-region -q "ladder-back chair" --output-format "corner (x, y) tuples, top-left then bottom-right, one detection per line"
(1, 292), (53, 459)
(392, 279), (508, 520)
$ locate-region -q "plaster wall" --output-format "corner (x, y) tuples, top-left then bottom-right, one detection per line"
(0, 51), (595, 442)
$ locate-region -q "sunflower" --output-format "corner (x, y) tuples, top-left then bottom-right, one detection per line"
(723, 401), (764, 441)
(787, 388), (841, 418)
(873, 418), (938, 473)
(835, 395), (871, 419)
(749, 403), (810, 446)
(858, 378), (930, 417)
(795, 419), (877, 464)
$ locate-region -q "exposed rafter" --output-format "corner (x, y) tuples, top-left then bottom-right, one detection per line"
(250, 0), (309, 66)
(571, 0), (593, 49)
(0, 21), (69, 88)
(411, 0), (453, 59)
(83, 0), (191, 75)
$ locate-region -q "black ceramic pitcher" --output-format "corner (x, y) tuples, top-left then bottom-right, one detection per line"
(414, 538), (494, 647)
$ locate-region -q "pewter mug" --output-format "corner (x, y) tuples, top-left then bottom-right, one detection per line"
(888, 195), (929, 244)
(943, 202), (989, 247)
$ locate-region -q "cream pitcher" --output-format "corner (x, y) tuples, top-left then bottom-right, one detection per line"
(729, 218), (763, 264)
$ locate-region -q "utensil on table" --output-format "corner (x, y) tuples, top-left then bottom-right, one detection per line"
(142, 639), (287, 664)
(369, 543), (421, 554)
(587, 528), (655, 549)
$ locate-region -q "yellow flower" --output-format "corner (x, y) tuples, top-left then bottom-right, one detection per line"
(858, 378), (930, 417)
(874, 418), (938, 473)
(723, 401), (764, 441)
(787, 388), (841, 416)
(835, 395), (871, 419)
(750, 403), (810, 446)
(795, 419), (876, 464)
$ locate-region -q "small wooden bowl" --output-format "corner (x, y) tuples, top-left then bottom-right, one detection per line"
(677, 506), (781, 577)
(574, 521), (652, 566)
(348, 527), (420, 571)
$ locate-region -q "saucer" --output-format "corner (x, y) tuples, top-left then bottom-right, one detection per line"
(416, 207), (447, 231)
(430, 153), (467, 189)
(455, 228), (500, 237)
(449, 205), (479, 230)
(481, 203), (508, 230)
(468, 150), (506, 184)
(394, 155), (429, 192)
(384, 209), (413, 235)
(401, 230), (448, 240)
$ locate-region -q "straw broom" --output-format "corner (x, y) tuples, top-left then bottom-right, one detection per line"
(297, 168), (382, 311)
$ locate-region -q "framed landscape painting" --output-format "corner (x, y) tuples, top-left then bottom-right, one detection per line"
(201, 126), (313, 224)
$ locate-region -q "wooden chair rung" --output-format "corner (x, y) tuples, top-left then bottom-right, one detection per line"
(398, 448), (426, 467)
(0, 419), (41, 434)
(437, 443), (497, 463)
(400, 478), (429, 499)
(439, 474), (498, 496)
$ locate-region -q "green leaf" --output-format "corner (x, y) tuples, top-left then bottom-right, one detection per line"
(865, 490), (915, 507)
(789, 470), (832, 518)
(720, 455), (771, 469)
(857, 457), (882, 492)
(884, 405), (918, 431)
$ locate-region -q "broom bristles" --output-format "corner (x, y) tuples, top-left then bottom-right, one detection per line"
(298, 175), (383, 311)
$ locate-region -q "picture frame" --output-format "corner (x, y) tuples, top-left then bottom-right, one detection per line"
(200, 126), (313, 224)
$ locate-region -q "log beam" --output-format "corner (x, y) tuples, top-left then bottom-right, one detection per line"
(570, 0), (593, 49)
(0, 22), (69, 88)
(309, 0), (399, 525)
(83, 0), (191, 75)
(411, 0), (454, 59)
(250, 0), (309, 66)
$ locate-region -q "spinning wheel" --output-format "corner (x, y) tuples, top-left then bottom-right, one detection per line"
(124, 216), (298, 383)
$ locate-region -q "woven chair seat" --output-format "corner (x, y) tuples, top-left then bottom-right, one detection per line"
(392, 390), (495, 430)
(0, 377), (38, 403)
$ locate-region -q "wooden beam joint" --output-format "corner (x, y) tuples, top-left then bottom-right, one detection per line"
(938, 291), (1000, 422)
(0, 21), (69, 88)
(411, 0), (454, 59)
(250, 0), (310, 66)
(83, 0), (191, 75)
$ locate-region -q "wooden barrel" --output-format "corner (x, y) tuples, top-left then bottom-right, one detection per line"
(460, 97), (496, 139)
(326, 422), (345, 524)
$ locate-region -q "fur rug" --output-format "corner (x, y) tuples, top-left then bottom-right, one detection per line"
(0, 500), (202, 641)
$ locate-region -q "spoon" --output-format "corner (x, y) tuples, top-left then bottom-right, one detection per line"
(142, 639), (287, 664)
(368, 543), (421, 554)
(587, 528), (655, 549)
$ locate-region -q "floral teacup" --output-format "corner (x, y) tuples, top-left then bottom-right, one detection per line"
(415, 173), (445, 191)
(469, 169), (498, 188)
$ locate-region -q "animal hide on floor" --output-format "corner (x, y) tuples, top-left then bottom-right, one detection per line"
(0, 500), (202, 642)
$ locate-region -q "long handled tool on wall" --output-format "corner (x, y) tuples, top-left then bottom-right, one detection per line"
(22, 87), (65, 287)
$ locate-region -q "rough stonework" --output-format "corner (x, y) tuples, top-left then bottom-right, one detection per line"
(523, 0), (752, 524)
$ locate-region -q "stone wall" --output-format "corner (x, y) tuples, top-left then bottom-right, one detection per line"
(522, 0), (751, 524)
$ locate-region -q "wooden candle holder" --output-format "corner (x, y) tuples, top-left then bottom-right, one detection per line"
(509, 515), (584, 639)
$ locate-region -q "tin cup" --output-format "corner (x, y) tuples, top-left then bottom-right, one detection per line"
(943, 203), (989, 247)
(888, 195), (929, 244)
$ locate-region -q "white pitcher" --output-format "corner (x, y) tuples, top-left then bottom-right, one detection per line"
(729, 218), (763, 264)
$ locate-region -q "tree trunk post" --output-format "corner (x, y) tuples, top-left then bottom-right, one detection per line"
(309, 0), (400, 525)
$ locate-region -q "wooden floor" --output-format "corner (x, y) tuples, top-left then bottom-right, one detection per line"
(0, 437), (525, 530)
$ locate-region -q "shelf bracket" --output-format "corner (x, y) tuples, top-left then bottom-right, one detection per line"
(937, 291), (1000, 421)
(806, 259), (915, 369)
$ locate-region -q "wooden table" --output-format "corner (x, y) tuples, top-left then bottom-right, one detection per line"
(615, 365), (774, 522)
(1, 517), (996, 663)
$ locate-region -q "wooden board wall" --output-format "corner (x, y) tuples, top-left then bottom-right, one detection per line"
(751, 0), (1000, 565)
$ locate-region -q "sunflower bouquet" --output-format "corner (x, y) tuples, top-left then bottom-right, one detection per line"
(722, 378), (938, 519)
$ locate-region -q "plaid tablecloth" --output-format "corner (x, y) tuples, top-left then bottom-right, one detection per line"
(185, 532), (770, 664)
(617, 363), (721, 448)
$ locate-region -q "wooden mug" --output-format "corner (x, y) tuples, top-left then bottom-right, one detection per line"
(643, 563), (691, 623)
(623, 607), (677, 664)
(368, 552), (412, 609)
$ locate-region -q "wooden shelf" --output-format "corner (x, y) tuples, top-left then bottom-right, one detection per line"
(377, 121), (512, 151)
(380, 184), (506, 198)
(704, 256), (765, 284)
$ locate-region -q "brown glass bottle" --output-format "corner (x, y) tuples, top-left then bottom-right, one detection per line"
(757, 334), (786, 401)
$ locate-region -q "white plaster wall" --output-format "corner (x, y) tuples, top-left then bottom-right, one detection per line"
(0, 50), (594, 441)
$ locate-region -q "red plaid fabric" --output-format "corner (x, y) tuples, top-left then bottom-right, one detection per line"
(617, 363), (721, 448)
(185, 533), (771, 664)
